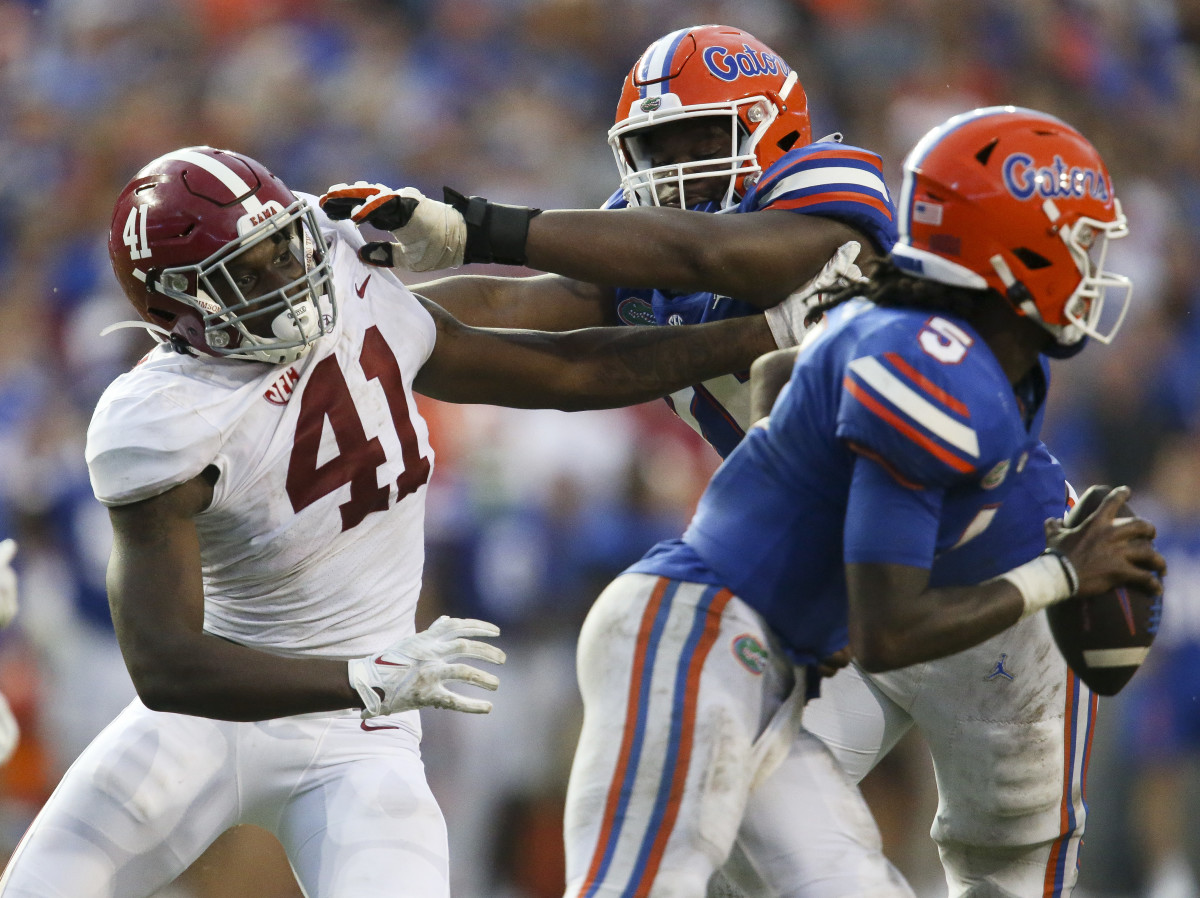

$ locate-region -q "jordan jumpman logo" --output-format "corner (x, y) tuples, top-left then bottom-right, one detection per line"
(986, 653), (1015, 681)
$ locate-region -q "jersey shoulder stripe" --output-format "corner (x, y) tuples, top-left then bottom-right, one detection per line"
(844, 355), (980, 471)
(755, 144), (891, 215)
(882, 352), (970, 417)
(767, 191), (894, 220)
(842, 375), (977, 475)
(796, 147), (889, 168)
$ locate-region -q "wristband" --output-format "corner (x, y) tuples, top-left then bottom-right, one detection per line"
(348, 657), (384, 717)
(1002, 549), (1078, 619)
(443, 187), (541, 265)
(1042, 547), (1080, 596)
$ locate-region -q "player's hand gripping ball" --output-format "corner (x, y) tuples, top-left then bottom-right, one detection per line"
(1047, 485), (1162, 696)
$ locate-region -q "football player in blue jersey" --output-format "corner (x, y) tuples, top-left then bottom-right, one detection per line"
(559, 105), (1167, 898)
(320, 24), (897, 456)
(722, 107), (1150, 898)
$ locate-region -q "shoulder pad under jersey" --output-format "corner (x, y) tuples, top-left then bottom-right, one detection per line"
(743, 141), (897, 253)
(834, 311), (1019, 489)
(86, 359), (233, 506)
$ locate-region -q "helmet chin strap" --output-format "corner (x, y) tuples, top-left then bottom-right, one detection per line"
(99, 319), (173, 342)
(990, 253), (1085, 348)
(271, 299), (319, 342)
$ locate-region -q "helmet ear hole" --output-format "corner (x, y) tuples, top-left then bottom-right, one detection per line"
(1011, 247), (1052, 270)
(776, 130), (802, 153)
(148, 307), (177, 323)
(974, 139), (999, 166)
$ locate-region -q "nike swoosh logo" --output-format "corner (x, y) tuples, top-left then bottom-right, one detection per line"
(374, 656), (406, 667)
(355, 274), (372, 298)
(361, 719), (400, 731)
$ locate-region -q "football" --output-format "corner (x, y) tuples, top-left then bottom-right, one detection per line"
(1046, 485), (1163, 696)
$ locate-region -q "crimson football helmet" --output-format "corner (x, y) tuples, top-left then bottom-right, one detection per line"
(609, 25), (811, 209)
(891, 106), (1131, 349)
(108, 146), (335, 365)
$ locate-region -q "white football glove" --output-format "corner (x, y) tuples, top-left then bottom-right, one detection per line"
(320, 182), (467, 272)
(0, 539), (17, 629)
(0, 692), (17, 767)
(765, 240), (866, 348)
(348, 616), (505, 719)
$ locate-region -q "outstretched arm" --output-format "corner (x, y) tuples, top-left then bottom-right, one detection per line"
(413, 296), (775, 410)
(321, 183), (875, 310)
(416, 273), (618, 331)
(523, 207), (868, 308)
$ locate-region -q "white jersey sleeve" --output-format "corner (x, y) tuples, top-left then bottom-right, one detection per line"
(87, 354), (245, 506)
(87, 228), (440, 659)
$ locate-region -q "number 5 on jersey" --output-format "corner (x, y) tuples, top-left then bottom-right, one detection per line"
(919, 316), (974, 364)
(286, 326), (430, 531)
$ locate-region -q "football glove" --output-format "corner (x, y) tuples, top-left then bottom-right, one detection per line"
(0, 539), (17, 629)
(0, 692), (17, 767)
(320, 182), (541, 271)
(764, 240), (865, 349)
(348, 616), (505, 719)
(320, 182), (468, 272)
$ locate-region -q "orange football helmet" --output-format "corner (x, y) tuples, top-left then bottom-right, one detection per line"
(891, 106), (1131, 349)
(609, 25), (811, 210)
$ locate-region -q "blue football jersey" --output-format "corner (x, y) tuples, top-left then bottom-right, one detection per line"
(630, 299), (1060, 667)
(607, 141), (897, 458)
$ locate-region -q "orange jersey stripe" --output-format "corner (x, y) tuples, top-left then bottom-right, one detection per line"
(692, 383), (745, 435)
(846, 441), (925, 490)
(795, 148), (885, 169)
(580, 576), (670, 895)
(883, 352), (970, 417)
(843, 377), (976, 474)
(632, 588), (734, 898)
(770, 190), (894, 220)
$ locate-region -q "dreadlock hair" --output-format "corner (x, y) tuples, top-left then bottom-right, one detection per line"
(804, 257), (995, 327)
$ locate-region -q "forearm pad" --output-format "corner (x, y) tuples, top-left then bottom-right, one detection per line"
(443, 186), (541, 265)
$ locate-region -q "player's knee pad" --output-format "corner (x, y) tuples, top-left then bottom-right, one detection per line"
(934, 716), (1064, 839)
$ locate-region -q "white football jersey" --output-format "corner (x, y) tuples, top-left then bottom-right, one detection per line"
(86, 208), (438, 659)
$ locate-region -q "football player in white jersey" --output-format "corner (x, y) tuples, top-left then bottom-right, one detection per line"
(0, 146), (817, 898)
(0, 539), (20, 767)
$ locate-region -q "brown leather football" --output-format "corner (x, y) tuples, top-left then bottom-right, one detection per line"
(1046, 485), (1162, 696)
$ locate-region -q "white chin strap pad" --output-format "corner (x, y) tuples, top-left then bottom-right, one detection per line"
(271, 300), (317, 341)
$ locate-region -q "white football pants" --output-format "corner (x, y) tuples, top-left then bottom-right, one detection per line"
(0, 699), (447, 897)
(795, 611), (1097, 898)
(564, 573), (805, 898)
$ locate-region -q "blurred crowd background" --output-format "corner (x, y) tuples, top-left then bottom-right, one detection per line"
(0, 0), (1197, 895)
